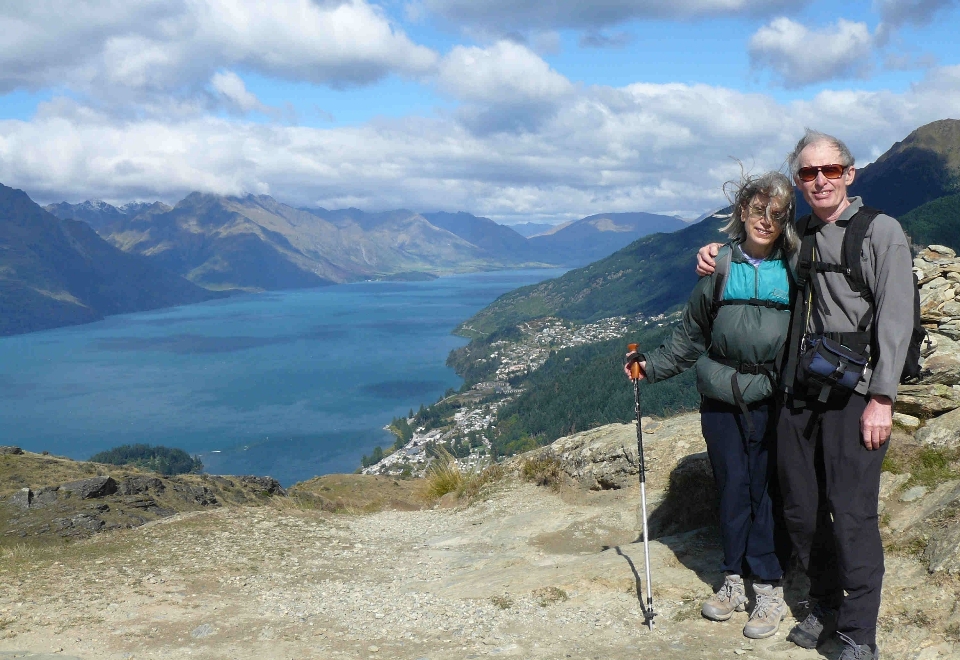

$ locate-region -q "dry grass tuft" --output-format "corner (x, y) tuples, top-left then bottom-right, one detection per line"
(421, 449), (465, 501)
(520, 452), (563, 489)
(418, 450), (506, 504)
(533, 586), (568, 607)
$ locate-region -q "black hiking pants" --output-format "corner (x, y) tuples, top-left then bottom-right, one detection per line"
(700, 397), (784, 582)
(777, 393), (887, 648)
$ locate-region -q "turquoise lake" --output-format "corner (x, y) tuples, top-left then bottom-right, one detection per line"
(0, 269), (564, 486)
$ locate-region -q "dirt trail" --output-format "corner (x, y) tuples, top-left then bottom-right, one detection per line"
(2, 475), (956, 660)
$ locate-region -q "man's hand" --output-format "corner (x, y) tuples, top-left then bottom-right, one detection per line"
(624, 352), (647, 381)
(861, 395), (893, 450)
(696, 243), (722, 277)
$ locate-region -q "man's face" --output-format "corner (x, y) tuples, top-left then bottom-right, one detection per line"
(795, 141), (856, 220)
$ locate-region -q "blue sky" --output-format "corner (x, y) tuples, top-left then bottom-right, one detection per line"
(0, 0), (958, 223)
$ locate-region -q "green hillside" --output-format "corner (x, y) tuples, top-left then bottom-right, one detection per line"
(490, 324), (699, 457)
(456, 215), (727, 339)
(900, 192), (960, 252)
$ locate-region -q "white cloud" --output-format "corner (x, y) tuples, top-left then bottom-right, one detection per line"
(438, 41), (573, 104)
(4, 67), (959, 222)
(436, 41), (575, 134)
(210, 71), (270, 115)
(0, 0), (437, 110)
(874, 0), (958, 42)
(423, 0), (806, 30)
(749, 18), (874, 87)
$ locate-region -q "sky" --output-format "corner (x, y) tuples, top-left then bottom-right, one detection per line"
(0, 0), (959, 224)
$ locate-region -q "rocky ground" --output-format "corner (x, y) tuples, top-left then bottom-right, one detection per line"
(2, 413), (958, 660)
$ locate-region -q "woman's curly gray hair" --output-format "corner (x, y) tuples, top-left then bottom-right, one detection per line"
(721, 170), (798, 254)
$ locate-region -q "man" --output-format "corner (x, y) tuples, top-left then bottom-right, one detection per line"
(696, 130), (915, 660)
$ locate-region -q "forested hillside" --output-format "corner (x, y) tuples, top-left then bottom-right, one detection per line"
(900, 193), (960, 252)
(489, 324), (699, 457)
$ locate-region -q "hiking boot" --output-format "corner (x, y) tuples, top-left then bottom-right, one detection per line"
(743, 583), (787, 639)
(701, 574), (748, 621)
(786, 600), (838, 649)
(837, 633), (879, 660)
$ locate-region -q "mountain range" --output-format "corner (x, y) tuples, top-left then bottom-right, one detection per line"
(0, 184), (216, 336)
(43, 196), (686, 292)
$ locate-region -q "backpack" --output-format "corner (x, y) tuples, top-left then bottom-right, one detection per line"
(791, 207), (927, 386)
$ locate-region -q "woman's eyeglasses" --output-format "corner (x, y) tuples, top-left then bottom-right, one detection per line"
(797, 164), (846, 182)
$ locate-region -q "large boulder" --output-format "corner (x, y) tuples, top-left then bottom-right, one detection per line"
(916, 407), (960, 449)
(0, 446), (24, 455)
(531, 413), (706, 493)
(646, 452), (718, 539)
(119, 476), (165, 496)
(60, 476), (118, 499)
(238, 476), (286, 496)
(895, 384), (960, 419)
(920, 332), (960, 386)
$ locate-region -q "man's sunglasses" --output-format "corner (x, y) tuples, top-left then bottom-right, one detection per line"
(797, 164), (846, 182)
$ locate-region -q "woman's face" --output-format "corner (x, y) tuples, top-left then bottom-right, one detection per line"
(741, 193), (787, 257)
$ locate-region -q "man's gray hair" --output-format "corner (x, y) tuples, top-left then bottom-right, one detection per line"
(787, 129), (855, 178)
(721, 170), (799, 253)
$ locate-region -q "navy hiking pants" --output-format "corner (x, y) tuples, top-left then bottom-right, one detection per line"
(777, 393), (886, 648)
(700, 397), (784, 582)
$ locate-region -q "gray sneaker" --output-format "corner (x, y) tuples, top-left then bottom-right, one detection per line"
(786, 600), (838, 648)
(743, 583), (788, 639)
(701, 574), (748, 621)
(837, 632), (878, 660)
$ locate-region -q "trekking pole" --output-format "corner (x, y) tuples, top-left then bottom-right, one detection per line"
(627, 343), (656, 630)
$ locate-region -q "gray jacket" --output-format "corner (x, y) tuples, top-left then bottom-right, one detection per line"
(803, 197), (914, 401)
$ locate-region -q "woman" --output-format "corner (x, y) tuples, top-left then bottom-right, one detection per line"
(624, 171), (797, 639)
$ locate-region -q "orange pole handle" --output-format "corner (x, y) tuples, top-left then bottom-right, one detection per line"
(627, 343), (641, 379)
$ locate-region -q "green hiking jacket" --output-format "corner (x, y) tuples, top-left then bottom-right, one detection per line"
(640, 242), (793, 406)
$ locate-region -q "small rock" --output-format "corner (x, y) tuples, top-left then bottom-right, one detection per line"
(879, 472), (911, 501)
(926, 245), (957, 259)
(10, 488), (32, 509)
(893, 412), (922, 430)
(899, 486), (928, 502)
(191, 623), (215, 638)
(368, 645), (380, 653)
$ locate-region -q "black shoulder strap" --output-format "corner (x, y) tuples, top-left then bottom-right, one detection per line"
(781, 214), (817, 395)
(841, 206), (882, 303)
(795, 214), (816, 291)
(710, 244), (733, 318)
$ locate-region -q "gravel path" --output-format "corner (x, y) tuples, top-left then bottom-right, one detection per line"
(0, 479), (956, 659)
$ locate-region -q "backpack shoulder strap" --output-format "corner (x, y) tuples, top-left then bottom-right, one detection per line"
(711, 244), (734, 307)
(795, 213), (817, 290)
(841, 206), (882, 303)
